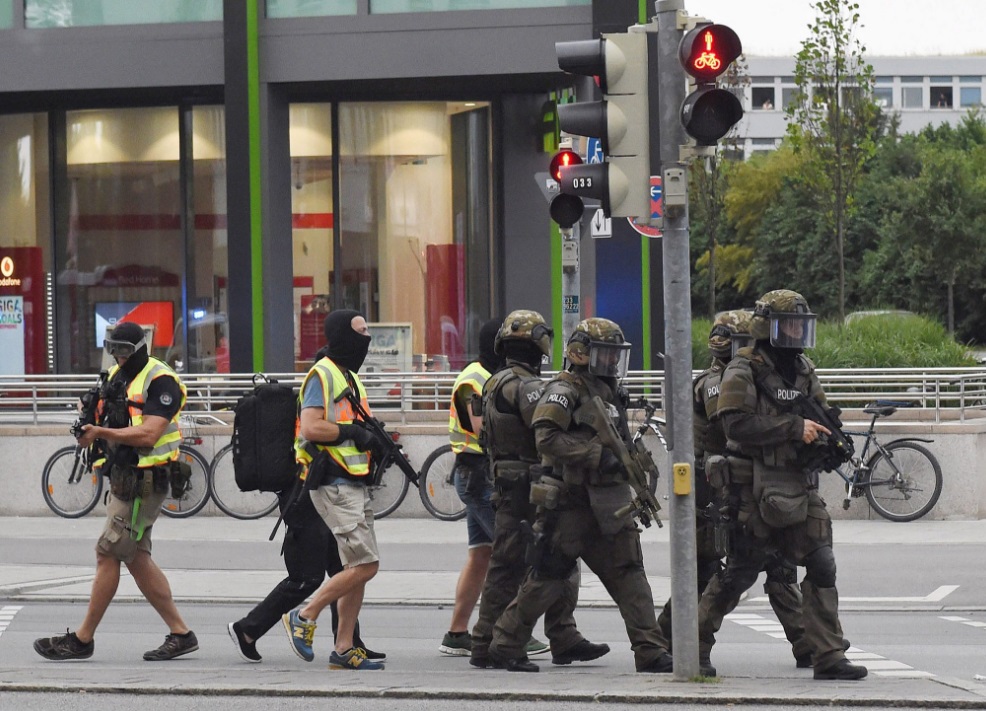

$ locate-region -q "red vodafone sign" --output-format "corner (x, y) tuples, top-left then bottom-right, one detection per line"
(628, 175), (662, 238)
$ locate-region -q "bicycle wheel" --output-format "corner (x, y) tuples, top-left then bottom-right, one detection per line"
(209, 443), (279, 520)
(863, 441), (943, 522)
(367, 457), (411, 520)
(418, 444), (466, 522)
(42, 446), (103, 518)
(161, 446), (211, 518)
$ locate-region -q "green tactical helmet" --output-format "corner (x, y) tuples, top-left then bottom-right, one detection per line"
(708, 309), (754, 359)
(495, 309), (553, 357)
(568, 317), (631, 378)
(751, 289), (817, 349)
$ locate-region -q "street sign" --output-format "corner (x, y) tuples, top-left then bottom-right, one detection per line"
(590, 209), (612, 238)
(586, 137), (604, 164)
(628, 175), (663, 238)
(534, 171), (560, 203)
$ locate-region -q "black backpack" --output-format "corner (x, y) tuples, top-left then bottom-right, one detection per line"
(232, 374), (299, 492)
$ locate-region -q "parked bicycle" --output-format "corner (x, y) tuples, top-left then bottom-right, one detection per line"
(835, 401), (943, 522)
(209, 442), (279, 520)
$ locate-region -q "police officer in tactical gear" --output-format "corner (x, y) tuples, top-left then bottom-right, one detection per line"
(697, 290), (866, 681)
(489, 318), (673, 674)
(34, 321), (198, 662)
(470, 310), (607, 672)
(669, 310), (812, 676)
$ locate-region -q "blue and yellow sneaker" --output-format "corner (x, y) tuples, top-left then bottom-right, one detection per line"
(282, 609), (316, 662)
(329, 647), (385, 670)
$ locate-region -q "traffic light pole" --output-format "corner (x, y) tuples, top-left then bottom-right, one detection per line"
(561, 222), (581, 346)
(655, 0), (700, 680)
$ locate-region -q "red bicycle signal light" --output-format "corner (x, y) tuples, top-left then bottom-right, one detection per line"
(549, 149), (583, 183)
(679, 24), (742, 83)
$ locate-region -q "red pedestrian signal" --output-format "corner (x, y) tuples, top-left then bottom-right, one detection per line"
(679, 24), (741, 83)
(549, 149), (583, 183)
(678, 23), (743, 147)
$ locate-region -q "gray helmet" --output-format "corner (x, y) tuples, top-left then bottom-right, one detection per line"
(751, 289), (816, 349)
(495, 310), (553, 358)
(568, 317), (631, 378)
(709, 310), (754, 359)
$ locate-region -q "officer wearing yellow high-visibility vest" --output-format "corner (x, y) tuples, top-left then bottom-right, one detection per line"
(439, 319), (505, 656)
(282, 309), (389, 671)
(34, 321), (198, 663)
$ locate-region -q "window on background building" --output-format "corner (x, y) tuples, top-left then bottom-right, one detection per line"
(0, 0), (12, 28)
(960, 86), (982, 107)
(26, 0), (221, 28)
(902, 86), (923, 109)
(370, 0), (588, 12)
(751, 87), (775, 110)
(781, 87), (798, 110)
(267, 0), (356, 18)
(0, 114), (51, 375)
(873, 87), (893, 108)
(931, 86), (953, 108)
(289, 101), (492, 374)
(56, 107), (182, 374)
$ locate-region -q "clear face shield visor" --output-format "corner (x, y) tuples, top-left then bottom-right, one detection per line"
(588, 341), (631, 379)
(769, 314), (817, 349)
(730, 333), (755, 357)
(104, 336), (147, 359)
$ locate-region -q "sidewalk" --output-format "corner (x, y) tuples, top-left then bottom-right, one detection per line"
(3, 516), (986, 708)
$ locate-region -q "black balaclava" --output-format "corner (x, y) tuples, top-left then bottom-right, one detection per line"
(762, 341), (799, 384)
(478, 319), (501, 373)
(110, 321), (149, 380)
(502, 340), (543, 372)
(323, 309), (371, 372)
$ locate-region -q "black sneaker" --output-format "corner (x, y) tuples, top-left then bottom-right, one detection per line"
(355, 645), (387, 661)
(33, 630), (93, 661)
(814, 659), (868, 680)
(551, 639), (611, 665)
(228, 621), (261, 663)
(143, 631), (199, 661)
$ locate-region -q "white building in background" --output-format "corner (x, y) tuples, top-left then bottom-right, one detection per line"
(736, 56), (986, 156)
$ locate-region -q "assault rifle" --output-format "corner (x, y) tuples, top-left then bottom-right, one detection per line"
(794, 394), (855, 473)
(347, 394), (420, 489)
(575, 395), (663, 528)
(70, 370), (109, 439)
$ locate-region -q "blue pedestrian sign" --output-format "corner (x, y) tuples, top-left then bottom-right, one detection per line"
(586, 138), (604, 164)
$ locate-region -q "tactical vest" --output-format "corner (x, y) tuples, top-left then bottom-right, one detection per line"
(482, 364), (543, 465)
(295, 357), (371, 477)
(448, 361), (490, 455)
(693, 359), (727, 466)
(105, 358), (185, 468)
(722, 349), (818, 468)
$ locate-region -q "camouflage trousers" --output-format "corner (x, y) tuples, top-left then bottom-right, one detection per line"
(697, 489), (847, 669)
(489, 499), (670, 671)
(470, 488), (582, 659)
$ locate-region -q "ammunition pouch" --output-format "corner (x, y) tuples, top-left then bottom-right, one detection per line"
(109, 465), (141, 501)
(169, 458), (193, 499)
(754, 460), (809, 528)
(725, 455), (754, 485)
(529, 475), (563, 510)
(705, 454), (730, 490)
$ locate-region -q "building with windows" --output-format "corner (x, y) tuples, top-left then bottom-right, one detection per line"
(737, 56), (986, 156)
(3, 1), (981, 379)
(1, 0), (666, 378)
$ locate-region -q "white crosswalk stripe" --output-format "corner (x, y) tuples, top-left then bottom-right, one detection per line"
(725, 611), (936, 678)
(939, 615), (986, 630)
(0, 605), (23, 639)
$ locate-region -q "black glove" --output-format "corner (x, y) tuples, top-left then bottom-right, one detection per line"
(336, 422), (376, 452)
(598, 448), (625, 477)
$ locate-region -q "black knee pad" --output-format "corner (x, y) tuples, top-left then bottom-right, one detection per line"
(803, 546), (837, 588)
(764, 557), (797, 586)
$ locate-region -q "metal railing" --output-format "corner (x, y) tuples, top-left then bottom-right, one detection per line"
(2, 367), (986, 425)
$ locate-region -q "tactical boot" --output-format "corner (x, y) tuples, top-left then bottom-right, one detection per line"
(551, 639), (610, 665)
(796, 639), (851, 669)
(699, 652), (717, 677)
(638, 651), (674, 673)
(490, 653), (539, 672)
(814, 659), (868, 680)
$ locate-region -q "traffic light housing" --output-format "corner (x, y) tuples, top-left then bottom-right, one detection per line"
(679, 23), (743, 146)
(549, 147), (582, 183)
(553, 30), (650, 219)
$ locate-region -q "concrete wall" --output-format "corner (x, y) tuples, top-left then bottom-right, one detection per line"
(7, 415), (986, 520)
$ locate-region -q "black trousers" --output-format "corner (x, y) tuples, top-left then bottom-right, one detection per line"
(238, 492), (362, 645)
